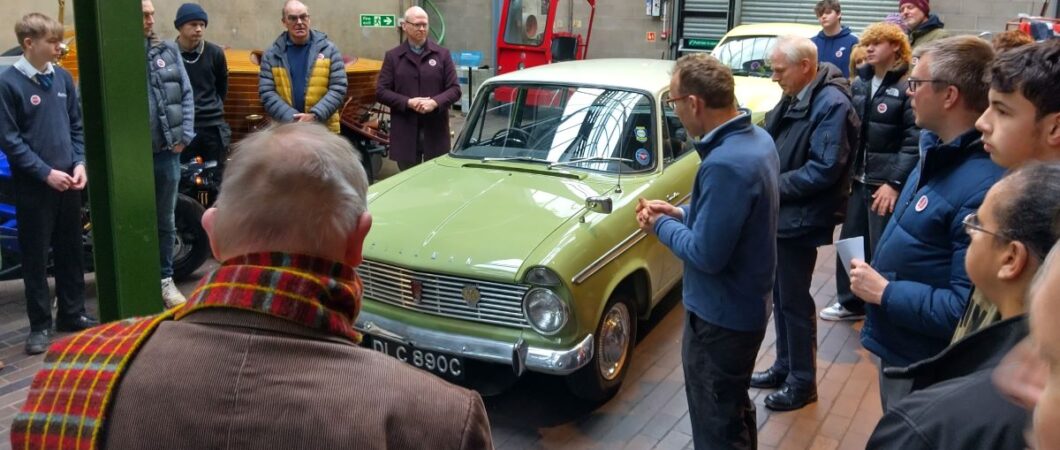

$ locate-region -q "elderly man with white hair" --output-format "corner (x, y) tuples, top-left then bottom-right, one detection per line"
(376, 5), (461, 171)
(11, 123), (493, 450)
(751, 35), (859, 411)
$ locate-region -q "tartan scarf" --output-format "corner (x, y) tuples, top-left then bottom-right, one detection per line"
(11, 253), (363, 450)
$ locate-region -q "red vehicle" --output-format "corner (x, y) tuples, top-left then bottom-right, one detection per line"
(495, 0), (596, 76)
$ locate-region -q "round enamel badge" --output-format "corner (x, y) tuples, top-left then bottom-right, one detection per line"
(915, 195), (929, 212)
(316, 53), (325, 60)
(429, 58), (437, 67)
(635, 148), (651, 166)
(29, 95), (41, 106)
(877, 103), (888, 114)
(156, 58), (166, 68)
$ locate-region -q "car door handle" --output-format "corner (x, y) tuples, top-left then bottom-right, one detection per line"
(666, 192), (679, 202)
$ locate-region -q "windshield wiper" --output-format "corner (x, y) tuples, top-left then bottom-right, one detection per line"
(548, 156), (633, 169)
(480, 156), (551, 164)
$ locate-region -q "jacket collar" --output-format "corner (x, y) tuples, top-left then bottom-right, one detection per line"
(694, 110), (753, 158)
(783, 63), (850, 119)
(272, 29), (325, 52)
(885, 315), (1027, 382)
(856, 62), (910, 85)
(913, 14), (945, 37)
(397, 39), (441, 59)
(919, 128), (985, 179)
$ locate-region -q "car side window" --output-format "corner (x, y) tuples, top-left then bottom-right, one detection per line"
(662, 95), (693, 165)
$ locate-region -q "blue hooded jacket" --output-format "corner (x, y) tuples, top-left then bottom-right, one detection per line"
(860, 129), (1004, 367)
(812, 26), (859, 78)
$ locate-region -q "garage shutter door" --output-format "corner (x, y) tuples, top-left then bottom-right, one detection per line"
(678, 0), (732, 45)
(738, 0), (899, 33)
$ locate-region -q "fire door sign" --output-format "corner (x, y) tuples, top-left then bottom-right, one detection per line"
(360, 14), (396, 28)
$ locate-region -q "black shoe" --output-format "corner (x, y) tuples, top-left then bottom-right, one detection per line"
(764, 384), (818, 411)
(56, 315), (99, 332)
(25, 329), (53, 355)
(750, 367), (788, 389)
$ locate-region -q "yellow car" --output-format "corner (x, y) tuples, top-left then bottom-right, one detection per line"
(712, 23), (820, 124)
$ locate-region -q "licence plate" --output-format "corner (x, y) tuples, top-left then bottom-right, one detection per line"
(363, 334), (466, 381)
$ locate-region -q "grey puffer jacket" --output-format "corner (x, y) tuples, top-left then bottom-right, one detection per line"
(146, 35), (195, 152)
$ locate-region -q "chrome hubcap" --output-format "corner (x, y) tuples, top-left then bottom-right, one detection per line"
(598, 302), (630, 381)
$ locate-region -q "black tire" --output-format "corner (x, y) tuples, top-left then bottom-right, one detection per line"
(565, 294), (637, 402)
(171, 194), (209, 280)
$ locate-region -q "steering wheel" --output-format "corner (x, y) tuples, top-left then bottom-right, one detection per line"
(492, 127), (531, 148)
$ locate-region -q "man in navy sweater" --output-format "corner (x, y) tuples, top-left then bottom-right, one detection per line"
(638, 54), (779, 450)
(811, 0), (860, 78)
(0, 13), (97, 354)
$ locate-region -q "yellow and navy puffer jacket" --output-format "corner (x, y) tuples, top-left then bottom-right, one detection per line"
(258, 30), (347, 132)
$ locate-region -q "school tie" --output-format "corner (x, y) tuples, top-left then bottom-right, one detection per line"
(35, 73), (53, 90)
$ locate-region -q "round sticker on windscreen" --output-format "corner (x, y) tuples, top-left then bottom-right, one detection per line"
(635, 148), (651, 166)
(635, 126), (648, 143)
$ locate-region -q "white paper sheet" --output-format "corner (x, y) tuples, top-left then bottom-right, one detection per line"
(836, 236), (865, 275)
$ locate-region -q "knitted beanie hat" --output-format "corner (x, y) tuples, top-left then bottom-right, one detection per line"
(174, 3), (208, 29)
(899, 0), (930, 15)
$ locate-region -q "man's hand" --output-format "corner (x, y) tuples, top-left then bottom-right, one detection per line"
(71, 164), (88, 190)
(416, 98), (438, 114)
(293, 113), (317, 123)
(849, 258), (888, 304)
(407, 97), (425, 111)
(173, 143), (186, 154)
(871, 184), (900, 215)
(635, 198), (683, 234)
(46, 169), (74, 192)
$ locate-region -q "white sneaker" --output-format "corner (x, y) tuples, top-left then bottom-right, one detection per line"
(161, 277), (187, 309)
(819, 302), (865, 321)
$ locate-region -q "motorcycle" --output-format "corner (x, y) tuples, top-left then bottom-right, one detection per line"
(0, 153), (215, 281)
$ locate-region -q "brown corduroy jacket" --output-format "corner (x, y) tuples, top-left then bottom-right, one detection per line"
(102, 308), (493, 450)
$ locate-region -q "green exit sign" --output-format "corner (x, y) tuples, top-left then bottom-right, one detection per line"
(360, 14), (396, 28)
(683, 38), (719, 50)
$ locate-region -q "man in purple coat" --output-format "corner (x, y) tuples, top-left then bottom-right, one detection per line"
(376, 6), (461, 171)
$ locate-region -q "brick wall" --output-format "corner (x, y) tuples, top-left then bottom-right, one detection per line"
(929, 0), (1048, 35)
(3, 0), (404, 60)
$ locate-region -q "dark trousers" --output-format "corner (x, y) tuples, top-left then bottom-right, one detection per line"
(13, 174), (86, 332)
(683, 311), (765, 450)
(835, 181), (891, 314)
(181, 124), (231, 169)
(397, 127), (429, 171)
(771, 237), (820, 390)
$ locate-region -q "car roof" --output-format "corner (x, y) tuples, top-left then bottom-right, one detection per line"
(486, 58), (675, 93)
(722, 23), (821, 39)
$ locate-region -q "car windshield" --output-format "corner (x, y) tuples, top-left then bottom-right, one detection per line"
(712, 35), (776, 77)
(454, 84), (657, 173)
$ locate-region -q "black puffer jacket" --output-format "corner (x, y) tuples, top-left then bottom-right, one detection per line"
(850, 63), (919, 188)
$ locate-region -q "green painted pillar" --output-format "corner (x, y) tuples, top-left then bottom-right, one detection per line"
(73, 0), (162, 320)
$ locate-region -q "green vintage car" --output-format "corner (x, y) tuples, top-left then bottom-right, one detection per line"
(354, 59), (700, 401)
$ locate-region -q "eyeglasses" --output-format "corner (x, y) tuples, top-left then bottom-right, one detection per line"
(285, 14), (310, 23)
(665, 94), (691, 109)
(962, 213), (1010, 241)
(907, 78), (950, 93)
(405, 21), (429, 29)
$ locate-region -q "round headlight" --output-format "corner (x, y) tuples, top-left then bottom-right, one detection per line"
(523, 288), (569, 335)
(525, 267), (562, 286)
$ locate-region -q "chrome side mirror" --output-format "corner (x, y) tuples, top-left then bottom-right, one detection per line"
(586, 196), (612, 214)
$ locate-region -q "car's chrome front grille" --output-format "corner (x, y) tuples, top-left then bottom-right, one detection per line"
(358, 260), (531, 329)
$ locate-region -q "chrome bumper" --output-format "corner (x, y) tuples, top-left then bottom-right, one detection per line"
(354, 310), (594, 376)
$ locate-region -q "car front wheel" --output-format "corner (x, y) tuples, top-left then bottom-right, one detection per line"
(565, 294), (637, 402)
